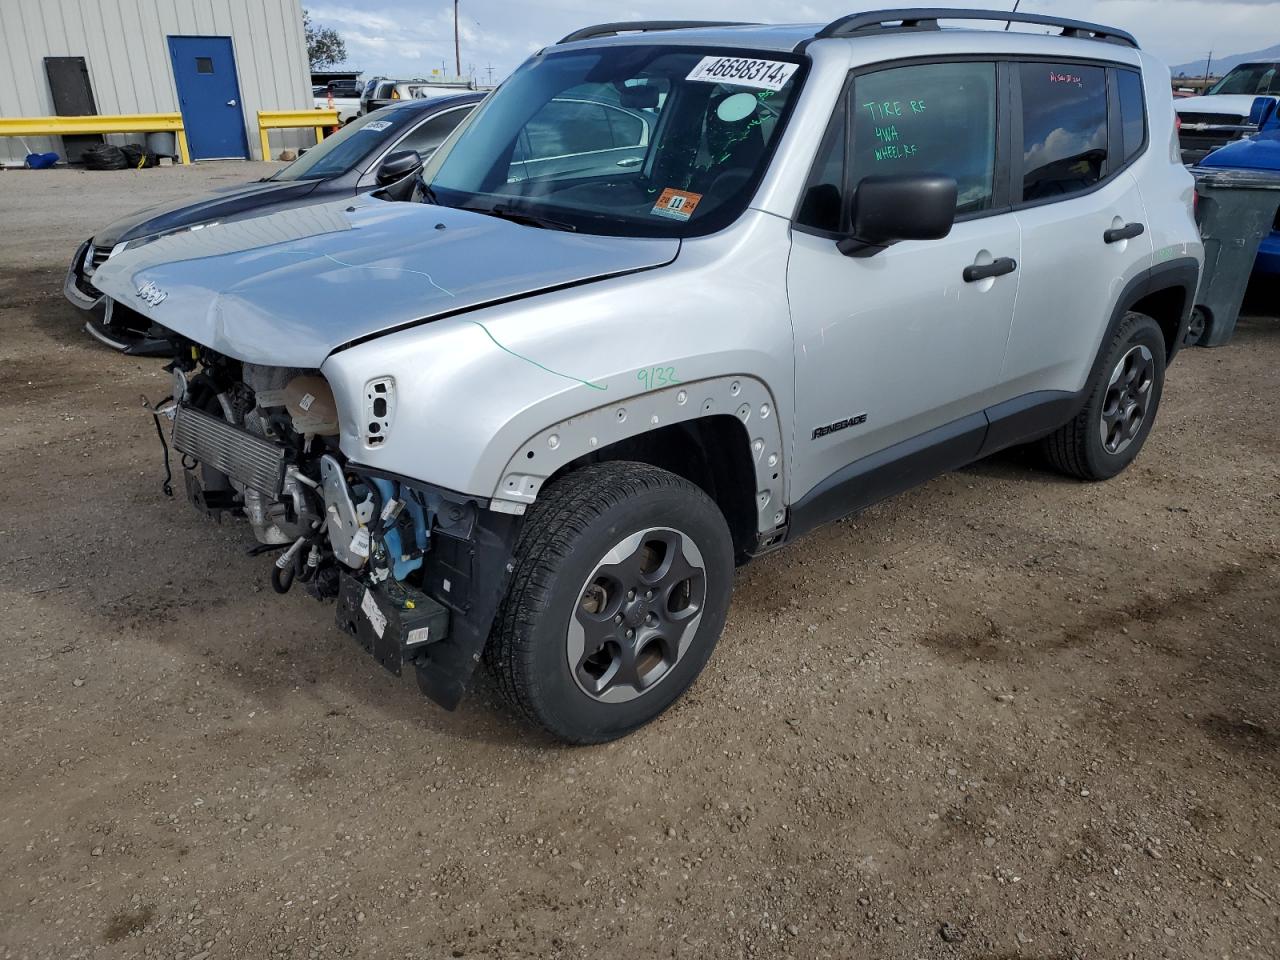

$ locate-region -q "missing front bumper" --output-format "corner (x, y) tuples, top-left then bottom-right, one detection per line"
(335, 573), (450, 676)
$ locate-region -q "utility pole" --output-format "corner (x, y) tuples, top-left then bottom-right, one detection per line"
(485, 63), (495, 86)
(453, 0), (462, 79)
(1203, 48), (1214, 88)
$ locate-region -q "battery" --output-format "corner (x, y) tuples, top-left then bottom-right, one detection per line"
(336, 572), (450, 676)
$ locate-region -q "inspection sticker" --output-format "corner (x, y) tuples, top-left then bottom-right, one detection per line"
(362, 120), (392, 132)
(651, 188), (703, 221)
(360, 588), (387, 639)
(686, 56), (798, 91)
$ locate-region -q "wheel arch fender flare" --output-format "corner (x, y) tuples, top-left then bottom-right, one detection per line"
(1099, 256), (1201, 370)
(492, 375), (788, 537)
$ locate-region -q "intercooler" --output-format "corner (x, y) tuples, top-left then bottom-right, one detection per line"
(171, 405), (287, 497)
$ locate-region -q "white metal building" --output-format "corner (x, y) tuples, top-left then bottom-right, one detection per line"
(0, 0), (314, 164)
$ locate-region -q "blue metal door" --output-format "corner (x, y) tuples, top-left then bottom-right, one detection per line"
(168, 36), (248, 160)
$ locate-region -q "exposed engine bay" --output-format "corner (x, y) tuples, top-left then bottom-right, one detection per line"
(149, 343), (521, 709)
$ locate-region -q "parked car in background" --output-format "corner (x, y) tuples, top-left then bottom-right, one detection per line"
(326, 79), (363, 99)
(1176, 60), (1280, 162)
(360, 76), (478, 114)
(314, 89), (362, 124)
(1197, 102), (1280, 276)
(66, 93), (483, 350)
(88, 13), (1200, 743)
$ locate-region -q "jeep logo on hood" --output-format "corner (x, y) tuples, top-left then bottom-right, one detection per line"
(135, 279), (168, 306)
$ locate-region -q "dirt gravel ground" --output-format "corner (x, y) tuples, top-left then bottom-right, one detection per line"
(0, 165), (1277, 960)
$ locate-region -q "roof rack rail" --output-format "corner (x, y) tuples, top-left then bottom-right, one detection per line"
(810, 8), (1139, 49)
(558, 21), (759, 45)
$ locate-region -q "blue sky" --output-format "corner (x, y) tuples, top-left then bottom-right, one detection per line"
(306, 0), (1280, 84)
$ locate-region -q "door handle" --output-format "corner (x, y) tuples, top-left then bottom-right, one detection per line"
(963, 257), (1017, 283)
(1104, 222), (1145, 243)
(226, 99), (237, 107)
(616, 157), (642, 167)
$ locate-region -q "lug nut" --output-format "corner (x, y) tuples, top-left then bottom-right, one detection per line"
(614, 614), (623, 625)
(625, 628), (635, 640)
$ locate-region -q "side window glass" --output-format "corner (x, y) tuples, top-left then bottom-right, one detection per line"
(851, 61), (998, 214)
(1117, 69), (1146, 161)
(796, 106), (846, 232)
(1020, 63), (1109, 202)
(397, 109), (469, 159)
(524, 100), (615, 159)
(603, 106), (646, 148)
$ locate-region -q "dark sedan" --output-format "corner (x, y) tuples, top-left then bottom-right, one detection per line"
(67, 93), (483, 350)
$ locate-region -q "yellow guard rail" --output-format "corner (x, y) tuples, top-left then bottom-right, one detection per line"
(0, 113), (191, 164)
(258, 109), (339, 161)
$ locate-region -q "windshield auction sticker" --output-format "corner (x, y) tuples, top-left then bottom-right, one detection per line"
(686, 56), (798, 91)
(652, 188), (703, 221)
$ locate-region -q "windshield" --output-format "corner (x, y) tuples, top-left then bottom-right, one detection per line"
(1208, 63), (1280, 96)
(271, 107), (419, 181)
(427, 46), (806, 237)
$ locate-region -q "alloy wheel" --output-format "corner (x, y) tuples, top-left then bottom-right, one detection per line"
(1099, 343), (1155, 455)
(566, 528), (706, 704)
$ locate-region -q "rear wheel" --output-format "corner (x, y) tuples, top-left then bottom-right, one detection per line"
(1041, 311), (1166, 480)
(487, 461), (734, 743)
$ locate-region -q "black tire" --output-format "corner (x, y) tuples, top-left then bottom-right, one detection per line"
(486, 461), (734, 744)
(1041, 311), (1166, 481)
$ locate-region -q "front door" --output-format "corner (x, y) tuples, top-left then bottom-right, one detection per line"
(787, 60), (1021, 505)
(168, 36), (248, 161)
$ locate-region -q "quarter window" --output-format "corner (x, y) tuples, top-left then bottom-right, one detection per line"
(1019, 63), (1109, 201)
(796, 108), (846, 232)
(1117, 69), (1146, 161)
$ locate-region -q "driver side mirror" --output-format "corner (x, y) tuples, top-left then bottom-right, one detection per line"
(837, 174), (958, 257)
(376, 149), (423, 185)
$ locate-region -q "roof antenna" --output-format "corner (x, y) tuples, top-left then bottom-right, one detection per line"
(1005, 0), (1022, 31)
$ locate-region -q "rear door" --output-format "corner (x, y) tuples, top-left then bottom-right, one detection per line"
(1003, 60), (1154, 397)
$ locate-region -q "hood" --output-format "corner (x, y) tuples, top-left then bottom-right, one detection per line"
(1197, 127), (1280, 170)
(1175, 94), (1275, 119)
(90, 196), (680, 367)
(94, 178), (323, 247)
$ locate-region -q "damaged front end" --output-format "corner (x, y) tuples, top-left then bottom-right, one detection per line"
(151, 343), (520, 709)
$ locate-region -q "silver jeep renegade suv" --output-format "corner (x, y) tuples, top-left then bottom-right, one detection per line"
(91, 11), (1203, 743)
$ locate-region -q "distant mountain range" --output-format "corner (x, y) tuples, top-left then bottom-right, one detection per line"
(1172, 42), (1280, 78)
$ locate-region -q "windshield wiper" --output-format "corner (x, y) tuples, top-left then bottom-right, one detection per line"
(468, 204), (577, 232)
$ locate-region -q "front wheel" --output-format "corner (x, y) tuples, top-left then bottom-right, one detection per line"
(486, 461), (734, 743)
(1041, 311), (1167, 481)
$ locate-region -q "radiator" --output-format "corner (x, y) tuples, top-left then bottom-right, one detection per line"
(171, 405), (287, 497)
